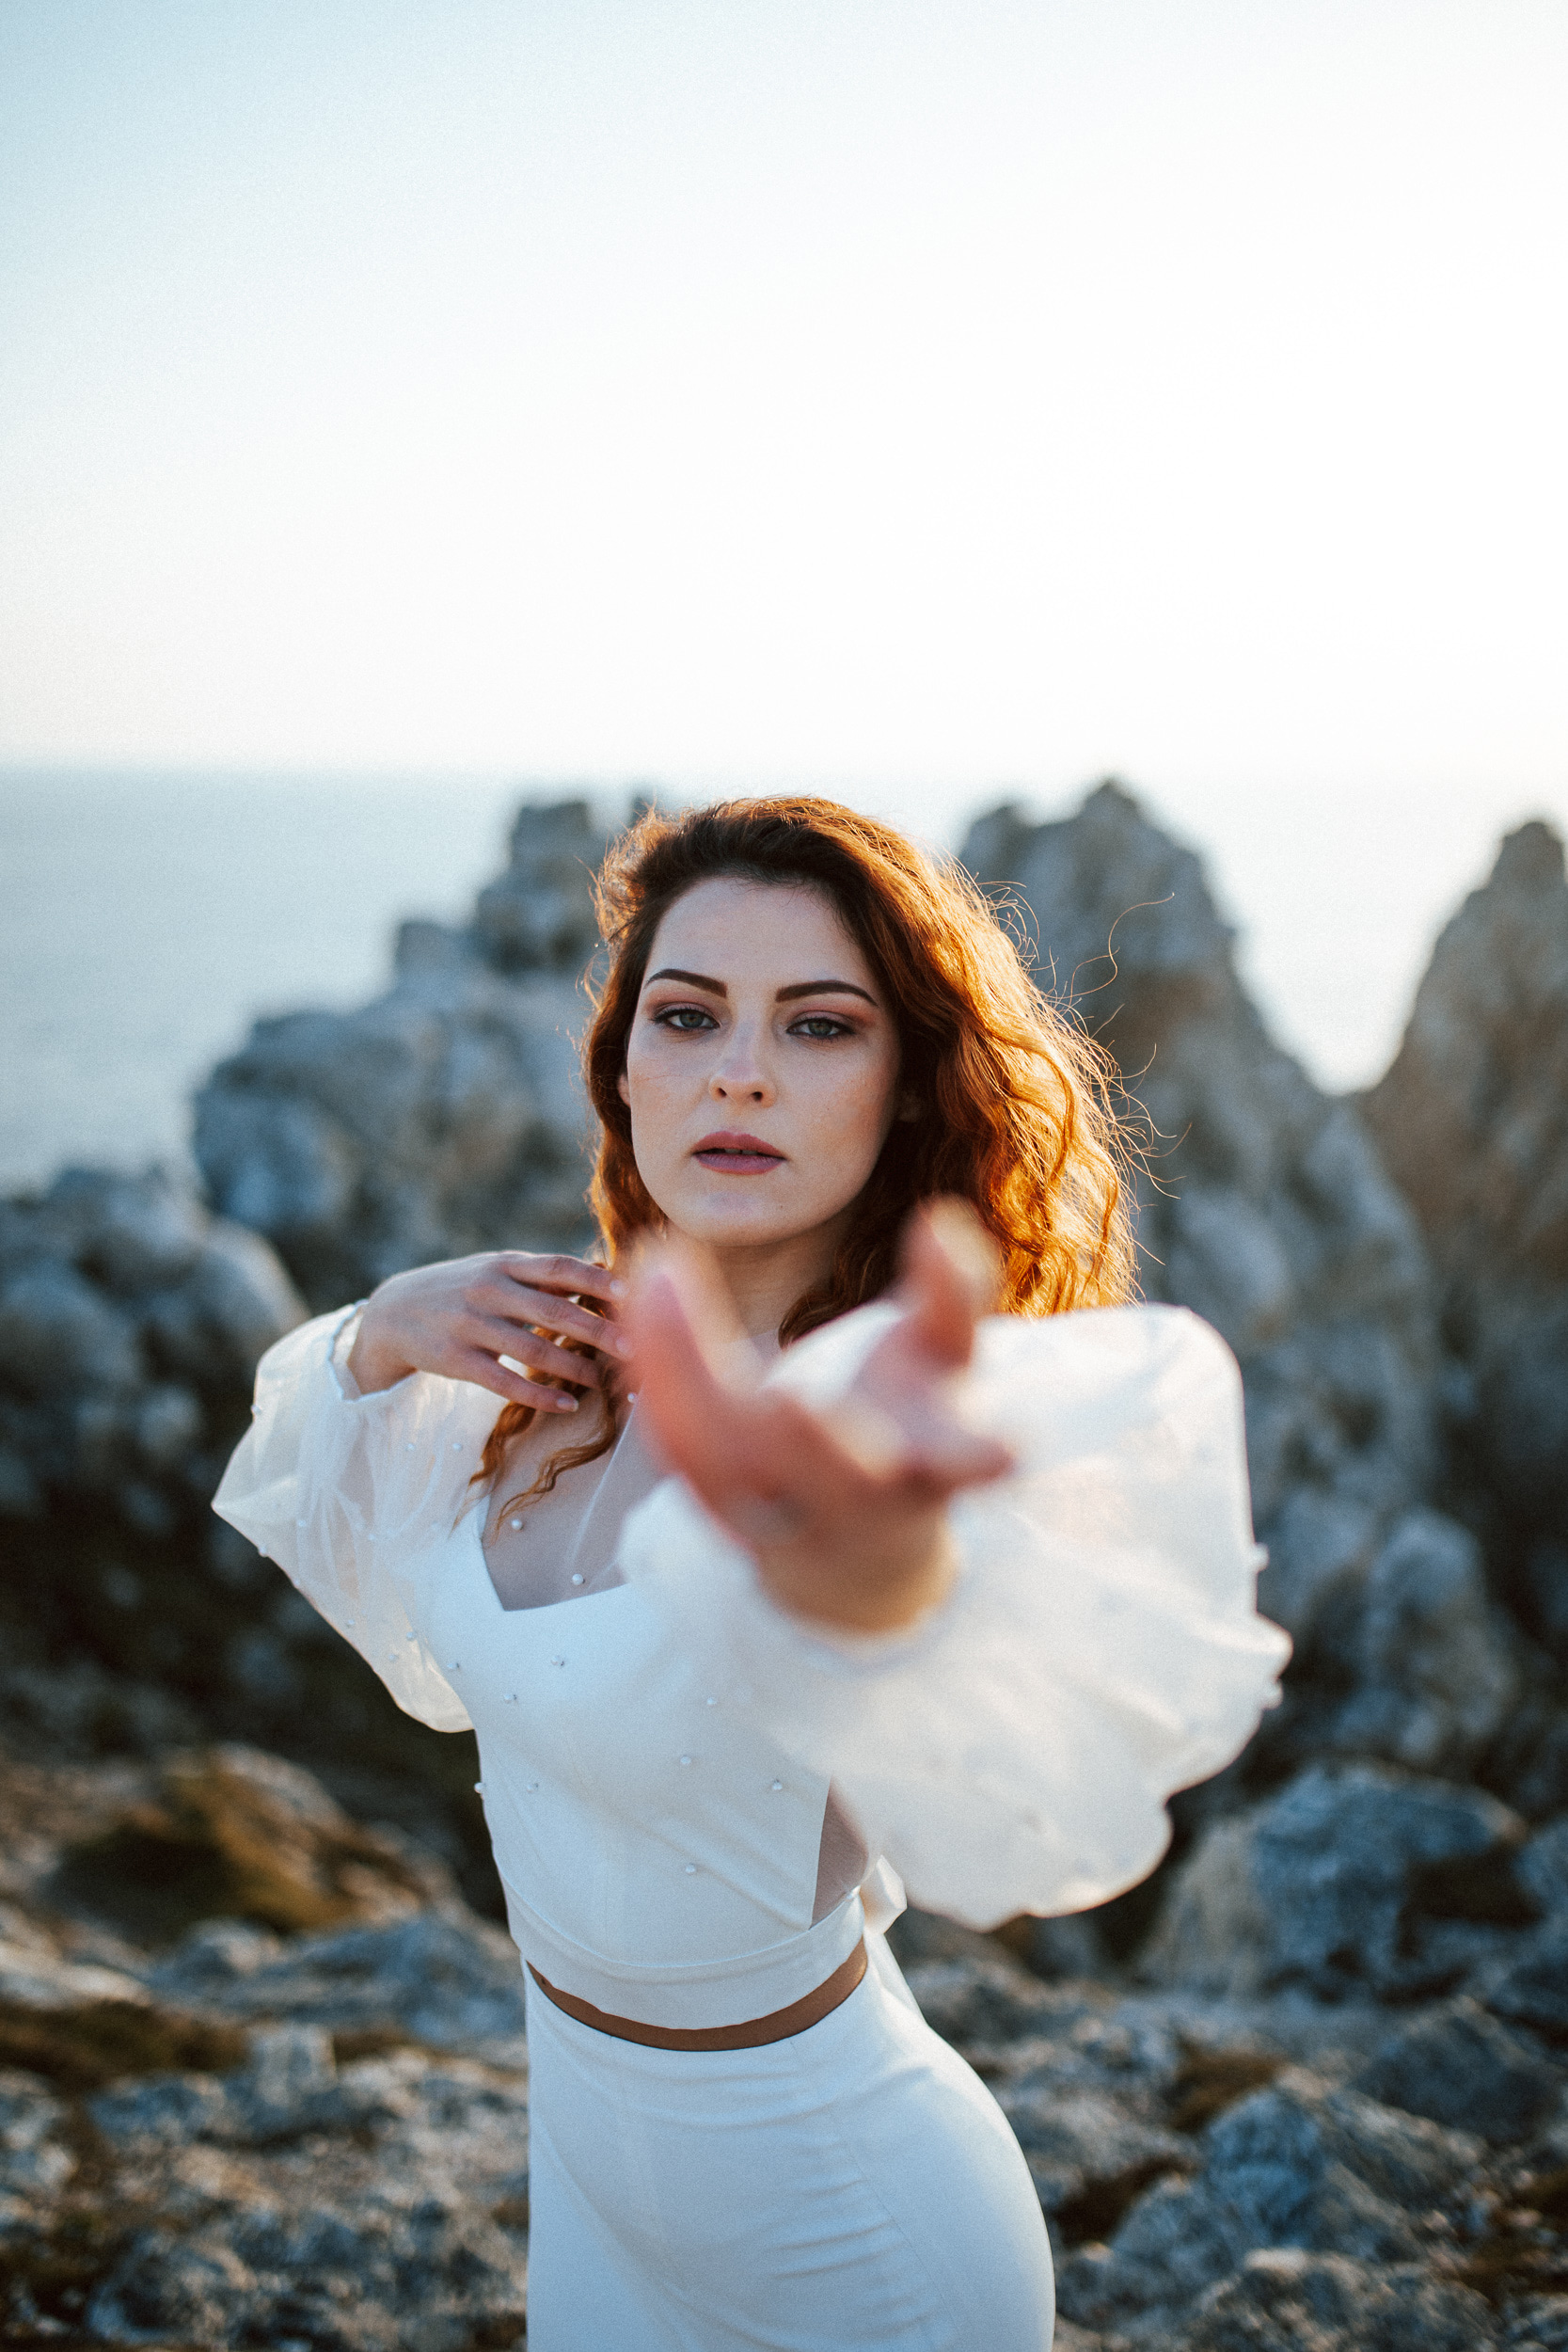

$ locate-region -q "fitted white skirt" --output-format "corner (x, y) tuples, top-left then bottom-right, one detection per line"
(522, 1939), (1054, 2352)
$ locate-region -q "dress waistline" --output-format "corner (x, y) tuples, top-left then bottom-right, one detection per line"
(499, 1872), (868, 2032)
(528, 1938), (868, 2048)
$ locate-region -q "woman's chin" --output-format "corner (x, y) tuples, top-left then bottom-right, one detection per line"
(658, 1190), (844, 1254)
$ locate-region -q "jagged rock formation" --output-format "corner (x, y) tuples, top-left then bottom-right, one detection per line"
(1362, 818), (1568, 1654)
(959, 786), (1526, 1809)
(193, 801), (610, 1310)
(1140, 1762), (1547, 2003)
(0, 1166), (303, 1538)
(2, 1745), (1564, 2350)
(0, 1176), (495, 1905)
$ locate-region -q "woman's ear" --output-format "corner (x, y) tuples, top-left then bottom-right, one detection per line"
(617, 1069), (632, 1106)
(896, 1090), (922, 1124)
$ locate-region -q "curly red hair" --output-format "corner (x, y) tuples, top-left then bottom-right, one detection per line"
(479, 796), (1135, 1507)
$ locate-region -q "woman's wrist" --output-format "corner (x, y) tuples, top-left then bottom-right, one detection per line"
(754, 1515), (958, 1635)
(346, 1283), (418, 1395)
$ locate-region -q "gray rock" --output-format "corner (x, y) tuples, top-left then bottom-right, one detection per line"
(1519, 1816), (1568, 1918)
(961, 791), (1440, 1548)
(962, 784), (1450, 1837)
(1502, 2299), (1568, 2350)
(194, 968), (594, 1308)
(469, 797), (609, 973)
(148, 1910), (529, 2053)
(82, 2047), (533, 2350)
(249, 2018), (337, 2110)
(86, 2234), (262, 2348)
(1254, 1487), (1380, 1645)
(1173, 2249), (1498, 2352)
(0, 1167), (304, 1540)
(87, 2067), (240, 2153)
(0, 1260), (144, 1396)
(1054, 2070), (1483, 2339)
(147, 1916), (286, 1988)
(192, 798), (610, 1311)
(1354, 1997), (1561, 2139)
(0, 2068), (75, 2206)
(1143, 1763), (1523, 1998)
(1363, 818), (1568, 1614)
(1316, 1509), (1522, 1776)
(1486, 1919), (1568, 2047)
(1196, 2078), (1432, 2256)
(992, 2079), (1193, 2231)
(1311, 2082), (1483, 2208)
(901, 1951), (1098, 2048)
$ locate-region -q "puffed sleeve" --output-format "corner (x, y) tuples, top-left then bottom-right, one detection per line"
(212, 1307), (503, 1733)
(615, 1301), (1291, 1930)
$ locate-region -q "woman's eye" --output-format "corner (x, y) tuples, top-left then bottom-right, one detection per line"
(653, 1006), (719, 1032)
(788, 1014), (854, 1041)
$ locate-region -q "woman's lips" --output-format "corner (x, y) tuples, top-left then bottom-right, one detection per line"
(692, 1131), (786, 1175)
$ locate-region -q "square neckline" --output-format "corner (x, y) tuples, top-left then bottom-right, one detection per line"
(466, 1496), (631, 1621)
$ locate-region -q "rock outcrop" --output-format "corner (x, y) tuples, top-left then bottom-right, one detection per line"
(2, 1745), (1564, 2351)
(0, 1165), (303, 1539)
(959, 786), (1528, 1816)
(193, 801), (609, 1310)
(1362, 818), (1568, 1653)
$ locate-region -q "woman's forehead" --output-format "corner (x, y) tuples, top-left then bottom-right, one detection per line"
(644, 877), (873, 988)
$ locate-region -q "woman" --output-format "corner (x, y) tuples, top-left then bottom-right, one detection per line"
(215, 798), (1289, 2351)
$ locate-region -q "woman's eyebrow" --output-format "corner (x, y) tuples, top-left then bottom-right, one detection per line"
(643, 969), (879, 1008)
(646, 967), (727, 994)
(775, 979), (878, 1006)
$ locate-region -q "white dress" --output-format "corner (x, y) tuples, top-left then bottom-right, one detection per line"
(214, 1296), (1289, 2352)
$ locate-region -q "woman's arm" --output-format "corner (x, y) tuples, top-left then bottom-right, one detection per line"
(623, 1205), (1014, 1633)
(615, 1286), (1290, 1928)
(214, 1248), (625, 1731)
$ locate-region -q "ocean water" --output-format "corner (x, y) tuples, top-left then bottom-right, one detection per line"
(0, 771), (531, 1192)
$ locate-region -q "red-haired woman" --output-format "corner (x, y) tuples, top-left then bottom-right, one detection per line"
(216, 799), (1288, 2351)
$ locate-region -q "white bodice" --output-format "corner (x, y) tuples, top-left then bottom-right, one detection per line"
(214, 1295), (1290, 2028)
(425, 1523), (878, 2024)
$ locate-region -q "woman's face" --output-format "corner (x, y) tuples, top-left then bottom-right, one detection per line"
(618, 876), (906, 1258)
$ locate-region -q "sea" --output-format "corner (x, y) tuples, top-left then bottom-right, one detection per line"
(0, 771), (531, 1193)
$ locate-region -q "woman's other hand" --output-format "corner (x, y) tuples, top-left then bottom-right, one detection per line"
(347, 1251), (627, 1411)
(624, 1203), (1015, 1631)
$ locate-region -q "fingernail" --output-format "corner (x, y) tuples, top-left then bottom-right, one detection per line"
(612, 1333), (635, 1357)
(609, 1278), (627, 1298)
(553, 1394), (579, 1412)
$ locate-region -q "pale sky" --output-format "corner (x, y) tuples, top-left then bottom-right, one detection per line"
(3, 1), (1566, 1086)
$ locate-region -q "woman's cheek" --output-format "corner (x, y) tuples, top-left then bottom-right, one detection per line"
(800, 1060), (897, 1195)
(624, 1062), (688, 1207)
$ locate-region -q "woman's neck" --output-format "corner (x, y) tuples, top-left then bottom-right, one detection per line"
(692, 1224), (846, 1349)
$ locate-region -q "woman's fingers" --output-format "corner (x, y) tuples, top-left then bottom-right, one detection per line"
(621, 1260), (758, 1495)
(483, 1274), (625, 1356)
(897, 1200), (997, 1369)
(624, 1255), (968, 1534)
(498, 1252), (622, 1309)
(468, 1314), (613, 1389)
(453, 1347), (584, 1411)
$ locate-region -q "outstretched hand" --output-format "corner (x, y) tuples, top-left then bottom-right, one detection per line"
(623, 1203), (1015, 1632)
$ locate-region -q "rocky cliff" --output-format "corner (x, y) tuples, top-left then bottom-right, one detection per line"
(961, 787), (1545, 1834)
(192, 800), (608, 1310)
(1363, 819), (1568, 1662)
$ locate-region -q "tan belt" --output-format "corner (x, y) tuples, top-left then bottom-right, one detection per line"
(528, 1937), (868, 2051)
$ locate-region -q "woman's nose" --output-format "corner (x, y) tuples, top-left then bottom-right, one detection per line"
(709, 1035), (774, 1104)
